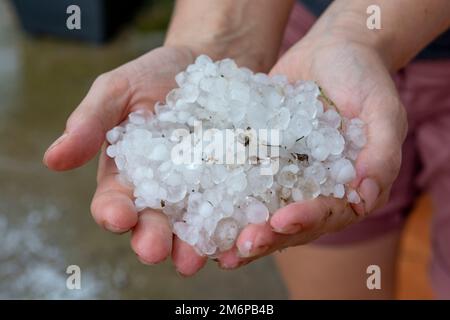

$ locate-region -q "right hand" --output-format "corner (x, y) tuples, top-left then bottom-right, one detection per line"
(43, 46), (208, 276)
(215, 35), (408, 269)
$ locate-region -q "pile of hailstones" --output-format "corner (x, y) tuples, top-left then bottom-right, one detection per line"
(106, 55), (366, 256)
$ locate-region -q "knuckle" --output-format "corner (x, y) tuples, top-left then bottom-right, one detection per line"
(376, 189), (391, 208)
(92, 72), (109, 88)
(89, 196), (102, 223)
(388, 148), (402, 180)
(373, 143), (403, 194)
(93, 71), (130, 97)
(377, 151), (402, 191)
(395, 101), (408, 142)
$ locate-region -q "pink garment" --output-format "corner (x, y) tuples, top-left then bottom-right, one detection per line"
(282, 3), (450, 299)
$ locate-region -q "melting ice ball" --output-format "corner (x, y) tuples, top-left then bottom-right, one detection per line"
(106, 55), (366, 256)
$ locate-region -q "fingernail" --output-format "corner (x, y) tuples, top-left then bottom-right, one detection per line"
(358, 178), (380, 212)
(219, 258), (250, 270)
(249, 245), (269, 258)
(238, 241), (269, 258)
(103, 222), (127, 233)
(237, 240), (253, 257)
(219, 261), (239, 269)
(47, 133), (68, 151)
(176, 270), (189, 278)
(44, 133), (68, 165)
(136, 255), (156, 266)
(219, 264), (232, 270)
(273, 223), (302, 235)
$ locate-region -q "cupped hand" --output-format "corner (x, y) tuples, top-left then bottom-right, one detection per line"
(44, 38), (408, 274)
(216, 37), (408, 269)
(44, 46), (207, 275)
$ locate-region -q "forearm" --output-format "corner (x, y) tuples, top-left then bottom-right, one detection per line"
(303, 0), (450, 72)
(164, 0), (294, 72)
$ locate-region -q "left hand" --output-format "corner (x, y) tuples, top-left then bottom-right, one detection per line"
(215, 35), (408, 269)
(43, 46), (209, 275)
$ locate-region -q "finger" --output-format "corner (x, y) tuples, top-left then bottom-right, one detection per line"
(131, 209), (173, 265)
(356, 90), (407, 213)
(44, 71), (131, 171)
(172, 236), (207, 276)
(227, 198), (358, 264)
(234, 223), (288, 259)
(217, 223), (289, 267)
(270, 197), (358, 236)
(90, 147), (138, 233)
(217, 247), (244, 269)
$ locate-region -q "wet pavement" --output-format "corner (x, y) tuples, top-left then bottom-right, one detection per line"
(0, 1), (287, 299)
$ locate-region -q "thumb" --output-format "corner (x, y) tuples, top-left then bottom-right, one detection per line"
(43, 72), (131, 171)
(354, 90), (407, 214)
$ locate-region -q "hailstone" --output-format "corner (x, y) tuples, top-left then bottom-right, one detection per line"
(106, 55), (366, 256)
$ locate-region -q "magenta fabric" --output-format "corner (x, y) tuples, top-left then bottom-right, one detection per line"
(282, 3), (450, 298)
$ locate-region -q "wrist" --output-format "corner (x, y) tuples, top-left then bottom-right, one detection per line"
(307, 0), (450, 73)
(164, 28), (275, 73)
(300, 9), (395, 72)
(164, 0), (294, 72)
(330, 19), (395, 73)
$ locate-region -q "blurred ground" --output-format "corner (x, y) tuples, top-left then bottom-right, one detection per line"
(0, 0), (434, 300)
(0, 0), (287, 299)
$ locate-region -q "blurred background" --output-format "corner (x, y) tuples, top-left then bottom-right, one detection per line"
(0, 0), (433, 299)
(0, 0), (288, 299)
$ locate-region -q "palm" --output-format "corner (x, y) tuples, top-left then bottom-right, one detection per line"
(44, 46), (208, 275)
(121, 46), (196, 113)
(216, 41), (407, 268)
(276, 42), (407, 211)
(274, 42), (395, 120)
(45, 41), (407, 273)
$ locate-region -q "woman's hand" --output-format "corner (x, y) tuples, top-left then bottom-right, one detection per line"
(44, 46), (209, 275)
(216, 36), (408, 269)
(43, 0), (294, 276)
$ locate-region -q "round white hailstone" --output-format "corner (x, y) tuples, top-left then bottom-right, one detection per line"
(291, 188), (304, 202)
(149, 144), (169, 161)
(165, 184), (187, 203)
(290, 112), (313, 138)
(346, 118), (367, 149)
(307, 131), (330, 161)
(347, 190), (361, 204)
(243, 197), (270, 224)
(106, 127), (123, 144)
(322, 109), (341, 129)
(106, 145), (117, 158)
(213, 218), (239, 251)
(131, 167), (153, 183)
(304, 162), (326, 184)
(106, 55), (366, 256)
(199, 201), (214, 217)
(277, 164), (300, 188)
(220, 200), (234, 216)
(129, 112), (146, 125)
(173, 222), (198, 246)
(247, 167), (274, 195)
(331, 159), (357, 184)
(333, 184), (345, 199)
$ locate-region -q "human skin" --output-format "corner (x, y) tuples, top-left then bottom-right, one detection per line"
(44, 0), (450, 275)
(43, 0), (295, 275)
(216, 0), (450, 269)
